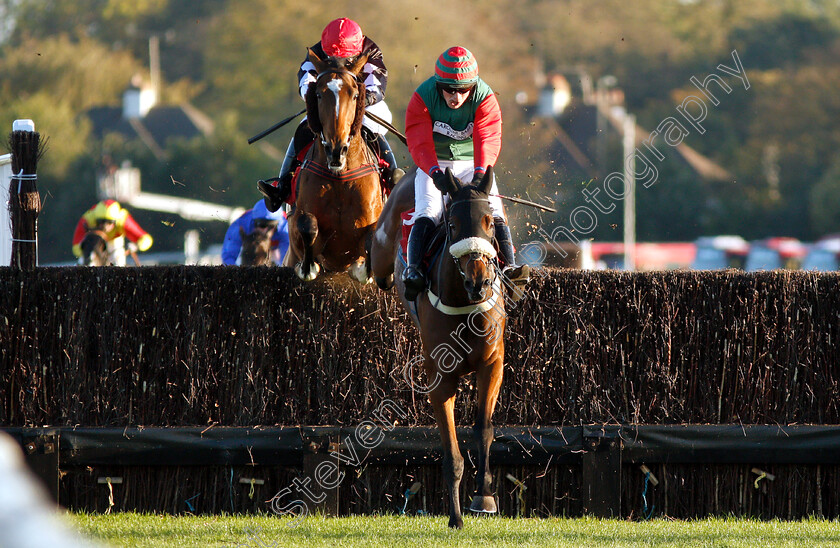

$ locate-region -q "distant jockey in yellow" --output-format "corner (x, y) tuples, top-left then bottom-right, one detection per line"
(72, 199), (153, 266)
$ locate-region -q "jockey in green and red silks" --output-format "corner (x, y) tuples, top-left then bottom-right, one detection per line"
(259, 17), (399, 212)
(402, 46), (529, 302)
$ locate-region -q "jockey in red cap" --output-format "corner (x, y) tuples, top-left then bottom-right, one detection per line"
(320, 18), (364, 57)
(401, 46), (529, 301)
(258, 18), (399, 212)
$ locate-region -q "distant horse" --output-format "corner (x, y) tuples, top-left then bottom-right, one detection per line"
(239, 226), (274, 266)
(285, 48), (384, 283)
(78, 230), (111, 266)
(371, 167), (511, 528)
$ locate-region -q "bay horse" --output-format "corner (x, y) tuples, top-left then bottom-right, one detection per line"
(285, 49), (383, 283)
(239, 226), (274, 266)
(78, 230), (111, 266)
(371, 167), (511, 528)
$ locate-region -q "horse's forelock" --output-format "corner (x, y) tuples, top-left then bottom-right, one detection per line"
(449, 187), (493, 241)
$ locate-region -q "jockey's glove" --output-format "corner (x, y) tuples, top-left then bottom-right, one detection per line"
(364, 92), (377, 107)
(431, 168), (448, 193)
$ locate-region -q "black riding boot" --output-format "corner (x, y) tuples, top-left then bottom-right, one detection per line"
(374, 134), (403, 190)
(494, 217), (530, 283)
(258, 139), (298, 212)
(402, 216), (436, 301)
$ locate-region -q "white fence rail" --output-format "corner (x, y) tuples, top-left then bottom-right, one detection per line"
(0, 154), (11, 266)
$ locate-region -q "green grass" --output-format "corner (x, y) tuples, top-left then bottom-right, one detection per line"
(68, 513), (840, 547)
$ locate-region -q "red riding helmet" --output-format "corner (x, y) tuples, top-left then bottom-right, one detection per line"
(321, 18), (364, 58)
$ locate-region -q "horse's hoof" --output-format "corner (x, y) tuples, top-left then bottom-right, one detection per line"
(448, 515), (464, 529)
(469, 495), (497, 514)
(295, 262), (320, 281)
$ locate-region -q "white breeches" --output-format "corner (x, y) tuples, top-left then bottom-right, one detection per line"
(362, 101), (392, 136)
(412, 160), (505, 224)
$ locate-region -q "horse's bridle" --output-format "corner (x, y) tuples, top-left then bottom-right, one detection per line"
(314, 67), (361, 149)
(445, 198), (499, 299)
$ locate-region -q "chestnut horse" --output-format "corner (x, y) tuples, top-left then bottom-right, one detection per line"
(285, 49), (383, 283)
(371, 167), (512, 528)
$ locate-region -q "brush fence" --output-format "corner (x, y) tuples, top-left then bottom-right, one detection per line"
(2, 266), (840, 518)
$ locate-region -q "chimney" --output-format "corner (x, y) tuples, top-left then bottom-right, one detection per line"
(122, 74), (156, 119)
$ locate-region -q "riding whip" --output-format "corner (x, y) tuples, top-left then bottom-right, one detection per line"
(247, 108), (306, 144)
(364, 111), (407, 146)
(492, 193), (557, 213)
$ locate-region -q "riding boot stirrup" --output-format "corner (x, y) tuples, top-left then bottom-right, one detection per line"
(494, 217), (530, 285)
(402, 217), (436, 301)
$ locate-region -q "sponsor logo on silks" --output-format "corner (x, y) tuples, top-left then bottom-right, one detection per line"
(433, 121), (473, 140)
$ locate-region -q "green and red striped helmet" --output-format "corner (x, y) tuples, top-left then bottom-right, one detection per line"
(434, 46), (479, 89)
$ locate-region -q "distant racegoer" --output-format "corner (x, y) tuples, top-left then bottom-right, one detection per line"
(222, 199), (289, 265)
(71, 199), (153, 266)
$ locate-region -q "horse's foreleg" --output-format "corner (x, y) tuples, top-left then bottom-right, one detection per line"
(347, 230), (374, 284)
(295, 212), (320, 281)
(469, 356), (504, 514)
(430, 376), (464, 529)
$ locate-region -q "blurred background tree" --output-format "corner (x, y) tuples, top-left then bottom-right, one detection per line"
(0, 0), (838, 262)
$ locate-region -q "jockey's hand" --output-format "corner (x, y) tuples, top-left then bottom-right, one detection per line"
(364, 92), (377, 107)
(431, 169), (448, 193)
(127, 242), (139, 253)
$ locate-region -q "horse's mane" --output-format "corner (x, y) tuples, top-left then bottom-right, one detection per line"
(305, 82), (321, 135)
(304, 63), (367, 137)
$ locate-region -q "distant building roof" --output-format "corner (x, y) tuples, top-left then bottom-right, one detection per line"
(86, 101), (214, 160)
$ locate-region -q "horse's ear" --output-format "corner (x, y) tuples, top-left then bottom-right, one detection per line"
(476, 165), (493, 196)
(346, 52), (370, 76)
(308, 48), (327, 72)
(443, 167), (461, 197)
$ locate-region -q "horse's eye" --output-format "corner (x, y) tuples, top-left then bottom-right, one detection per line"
(316, 92), (322, 99)
(354, 94), (359, 100)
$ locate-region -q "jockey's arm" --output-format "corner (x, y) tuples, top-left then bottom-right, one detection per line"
(70, 217), (89, 258)
(472, 93), (503, 172)
(221, 216), (246, 265)
(119, 211), (153, 252)
(405, 93), (440, 176)
(360, 38), (387, 105)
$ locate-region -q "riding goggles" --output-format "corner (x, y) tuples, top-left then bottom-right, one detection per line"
(437, 83), (475, 95)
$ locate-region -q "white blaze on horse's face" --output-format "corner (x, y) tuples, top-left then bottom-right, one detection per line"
(327, 79), (342, 122)
(323, 77), (350, 172)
